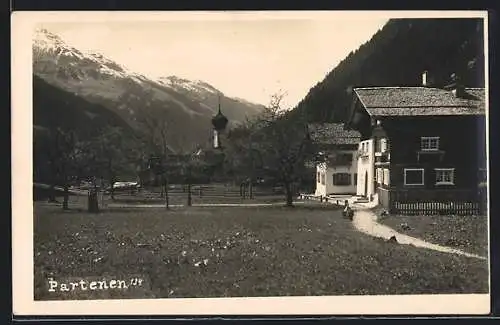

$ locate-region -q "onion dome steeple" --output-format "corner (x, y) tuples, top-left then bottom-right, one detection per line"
(211, 94), (228, 131)
(211, 94), (228, 149)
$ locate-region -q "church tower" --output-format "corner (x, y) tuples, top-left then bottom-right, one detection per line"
(211, 94), (229, 149)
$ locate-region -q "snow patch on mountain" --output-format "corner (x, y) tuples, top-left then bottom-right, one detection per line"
(33, 28), (238, 98)
(156, 76), (221, 96)
(33, 27), (264, 121)
(33, 28), (145, 83)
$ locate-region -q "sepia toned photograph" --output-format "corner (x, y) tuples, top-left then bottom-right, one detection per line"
(12, 10), (489, 315)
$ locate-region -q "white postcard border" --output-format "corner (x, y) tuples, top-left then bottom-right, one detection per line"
(12, 10), (491, 316)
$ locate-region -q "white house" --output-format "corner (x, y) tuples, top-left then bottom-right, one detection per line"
(355, 138), (376, 199)
(308, 123), (361, 197)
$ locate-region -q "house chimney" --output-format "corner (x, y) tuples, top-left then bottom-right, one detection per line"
(452, 85), (466, 98)
(422, 71), (436, 87)
(449, 73), (466, 98)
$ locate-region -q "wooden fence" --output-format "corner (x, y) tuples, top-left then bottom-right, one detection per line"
(388, 188), (487, 216)
(111, 183), (288, 204)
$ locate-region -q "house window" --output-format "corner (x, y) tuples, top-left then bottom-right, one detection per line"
(404, 168), (424, 185)
(354, 173), (358, 186)
(317, 172), (320, 183)
(361, 142), (367, 153)
(320, 173), (325, 185)
(333, 173), (351, 186)
(383, 169), (390, 186)
(435, 168), (455, 185)
(376, 168), (383, 184)
(380, 138), (388, 152)
(421, 137), (440, 151)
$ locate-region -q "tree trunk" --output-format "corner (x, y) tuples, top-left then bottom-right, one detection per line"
(186, 167), (192, 206)
(48, 183), (57, 202)
(163, 176), (169, 209)
(88, 188), (99, 213)
(284, 182), (294, 207)
(187, 182), (192, 206)
(109, 176), (116, 201)
(62, 184), (69, 210)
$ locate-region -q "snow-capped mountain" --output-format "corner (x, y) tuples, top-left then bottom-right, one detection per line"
(33, 28), (138, 80)
(158, 76), (220, 94)
(32, 28), (264, 152)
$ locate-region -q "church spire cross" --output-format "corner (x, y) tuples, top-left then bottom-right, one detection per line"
(218, 94), (222, 114)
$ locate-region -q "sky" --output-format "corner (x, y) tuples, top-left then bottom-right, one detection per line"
(39, 13), (389, 108)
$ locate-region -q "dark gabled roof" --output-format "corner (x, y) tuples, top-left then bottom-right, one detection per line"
(353, 87), (485, 116)
(308, 123), (361, 145)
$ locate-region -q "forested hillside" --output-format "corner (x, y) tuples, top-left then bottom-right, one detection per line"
(33, 75), (144, 184)
(33, 75), (133, 138)
(291, 18), (485, 122)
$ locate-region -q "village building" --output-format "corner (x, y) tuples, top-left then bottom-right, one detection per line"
(141, 95), (229, 186)
(308, 123), (361, 198)
(345, 72), (487, 215)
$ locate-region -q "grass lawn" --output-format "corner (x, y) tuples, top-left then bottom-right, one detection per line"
(377, 212), (488, 257)
(34, 203), (489, 300)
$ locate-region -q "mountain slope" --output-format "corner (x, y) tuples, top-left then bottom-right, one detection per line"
(32, 28), (265, 152)
(33, 74), (142, 184)
(292, 18), (485, 122)
(33, 74), (133, 137)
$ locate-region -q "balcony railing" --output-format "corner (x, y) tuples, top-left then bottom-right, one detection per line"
(375, 150), (389, 157)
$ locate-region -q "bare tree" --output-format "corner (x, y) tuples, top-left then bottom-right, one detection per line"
(177, 148), (208, 206)
(224, 120), (264, 199)
(227, 92), (314, 206)
(86, 127), (117, 200)
(137, 104), (177, 209)
(43, 128), (89, 210)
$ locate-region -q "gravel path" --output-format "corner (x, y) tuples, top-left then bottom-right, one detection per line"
(349, 200), (487, 260)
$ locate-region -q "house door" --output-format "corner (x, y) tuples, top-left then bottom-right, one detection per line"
(364, 171), (368, 197)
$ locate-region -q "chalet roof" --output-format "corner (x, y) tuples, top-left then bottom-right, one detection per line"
(308, 123), (361, 145)
(353, 87), (485, 116)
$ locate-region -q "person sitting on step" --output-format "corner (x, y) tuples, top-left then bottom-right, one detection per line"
(342, 200), (354, 220)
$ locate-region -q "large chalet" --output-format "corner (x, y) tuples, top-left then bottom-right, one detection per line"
(345, 73), (487, 215)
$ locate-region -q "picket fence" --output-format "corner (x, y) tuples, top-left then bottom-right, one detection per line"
(388, 188), (487, 216)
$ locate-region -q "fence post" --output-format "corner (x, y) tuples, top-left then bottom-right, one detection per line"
(187, 182), (192, 206)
